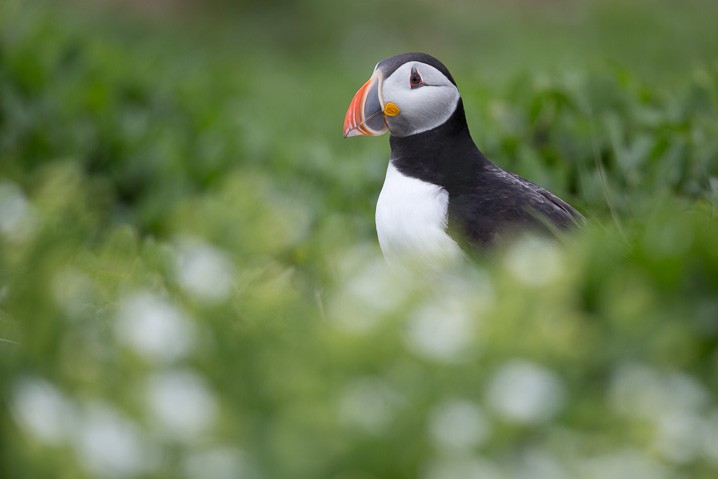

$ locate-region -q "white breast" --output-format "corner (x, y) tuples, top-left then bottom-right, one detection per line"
(375, 163), (463, 270)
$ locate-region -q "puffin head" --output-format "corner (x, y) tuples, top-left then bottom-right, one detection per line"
(343, 52), (461, 139)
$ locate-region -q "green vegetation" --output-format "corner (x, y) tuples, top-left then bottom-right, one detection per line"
(1, 0), (718, 477)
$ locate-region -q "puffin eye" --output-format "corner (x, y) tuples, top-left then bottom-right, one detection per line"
(409, 66), (423, 89)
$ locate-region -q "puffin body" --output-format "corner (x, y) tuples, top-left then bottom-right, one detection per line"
(344, 53), (583, 266)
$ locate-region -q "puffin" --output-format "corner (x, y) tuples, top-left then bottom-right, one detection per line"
(343, 52), (584, 269)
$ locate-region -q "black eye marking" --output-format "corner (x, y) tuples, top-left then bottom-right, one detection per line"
(409, 66), (423, 89)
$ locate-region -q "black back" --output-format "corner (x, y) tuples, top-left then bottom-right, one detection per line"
(389, 97), (584, 247)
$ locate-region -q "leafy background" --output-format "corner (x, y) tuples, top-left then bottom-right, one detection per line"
(1, 0), (718, 477)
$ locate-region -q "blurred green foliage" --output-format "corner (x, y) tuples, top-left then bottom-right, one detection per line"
(1, 0), (718, 478)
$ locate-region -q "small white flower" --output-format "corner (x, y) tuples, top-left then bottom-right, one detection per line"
(428, 399), (491, 451)
(144, 370), (217, 440)
(0, 181), (36, 242)
(486, 360), (565, 424)
(175, 238), (235, 304)
(73, 401), (153, 478)
(114, 292), (195, 363)
(11, 376), (75, 445)
(404, 297), (476, 363)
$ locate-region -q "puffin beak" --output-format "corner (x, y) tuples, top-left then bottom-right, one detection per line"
(343, 72), (389, 138)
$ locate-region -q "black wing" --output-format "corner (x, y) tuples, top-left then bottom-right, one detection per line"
(448, 164), (584, 247)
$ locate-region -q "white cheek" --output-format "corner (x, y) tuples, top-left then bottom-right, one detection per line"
(384, 85), (460, 136)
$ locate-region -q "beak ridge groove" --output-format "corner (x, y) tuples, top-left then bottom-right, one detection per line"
(343, 73), (388, 138)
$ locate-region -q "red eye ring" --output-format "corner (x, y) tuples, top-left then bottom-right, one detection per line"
(410, 66), (423, 89)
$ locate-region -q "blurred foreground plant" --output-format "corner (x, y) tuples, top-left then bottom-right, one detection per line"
(1, 1), (718, 478)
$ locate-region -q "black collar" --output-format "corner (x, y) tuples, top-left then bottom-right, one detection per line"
(389, 100), (490, 192)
